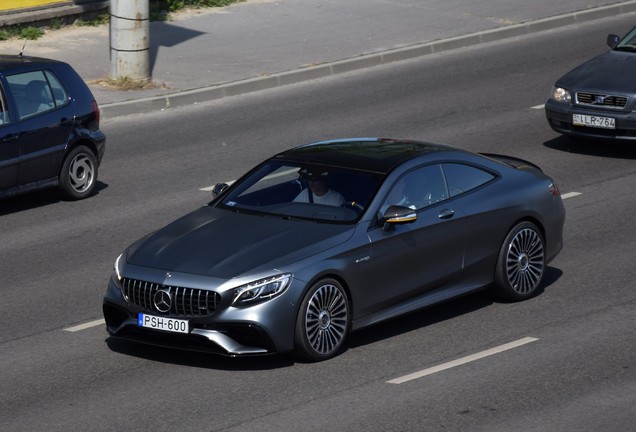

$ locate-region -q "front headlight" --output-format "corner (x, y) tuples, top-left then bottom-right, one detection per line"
(550, 86), (571, 103)
(113, 253), (124, 286)
(232, 274), (292, 306)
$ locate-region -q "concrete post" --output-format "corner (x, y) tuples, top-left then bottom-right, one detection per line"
(109, 0), (150, 82)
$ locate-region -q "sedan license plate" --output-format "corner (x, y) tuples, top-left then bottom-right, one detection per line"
(138, 313), (189, 334)
(572, 113), (615, 129)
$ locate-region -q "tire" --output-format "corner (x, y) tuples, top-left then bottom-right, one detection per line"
(494, 221), (545, 301)
(59, 145), (98, 200)
(294, 278), (350, 361)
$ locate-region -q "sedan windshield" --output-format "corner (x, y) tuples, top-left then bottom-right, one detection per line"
(616, 27), (636, 51)
(217, 160), (382, 223)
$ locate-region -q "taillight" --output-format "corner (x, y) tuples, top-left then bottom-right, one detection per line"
(92, 100), (100, 124)
(549, 182), (560, 196)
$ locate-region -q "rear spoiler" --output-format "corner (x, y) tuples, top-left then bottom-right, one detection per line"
(479, 153), (543, 172)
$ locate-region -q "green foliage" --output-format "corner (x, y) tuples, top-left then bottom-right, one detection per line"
(0, 26), (45, 41)
(76, 13), (110, 27)
(21, 27), (45, 40)
(149, 0), (245, 20)
(49, 18), (63, 30)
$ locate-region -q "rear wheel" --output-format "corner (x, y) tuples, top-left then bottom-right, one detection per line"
(494, 221), (545, 301)
(59, 145), (97, 200)
(294, 278), (350, 361)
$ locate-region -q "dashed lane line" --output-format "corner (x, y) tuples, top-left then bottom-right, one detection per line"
(387, 337), (539, 384)
(561, 191), (581, 199)
(64, 319), (105, 332)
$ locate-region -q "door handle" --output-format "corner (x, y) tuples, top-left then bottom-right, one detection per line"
(438, 209), (455, 219)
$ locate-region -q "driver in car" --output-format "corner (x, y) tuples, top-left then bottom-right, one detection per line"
(293, 168), (345, 206)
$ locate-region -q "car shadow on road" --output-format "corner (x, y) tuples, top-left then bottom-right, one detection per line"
(544, 135), (636, 159)
(105, 337), (296, 371)
(0, 181), (108, 216)
(348, 265), (563, 348)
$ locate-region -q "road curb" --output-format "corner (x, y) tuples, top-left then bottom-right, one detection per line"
(100, 0), (636, 120)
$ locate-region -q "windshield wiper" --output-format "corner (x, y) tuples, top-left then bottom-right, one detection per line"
(614, 45), (636, 53)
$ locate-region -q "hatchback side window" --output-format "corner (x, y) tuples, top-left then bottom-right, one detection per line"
(44, 70), (69, 107)
(6, 70), (59, 120)
(0, 84), (9, 125)
(442, 163), (495, 197)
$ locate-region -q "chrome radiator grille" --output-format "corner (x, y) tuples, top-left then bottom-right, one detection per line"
(576, 92), (628, 109)
(121, 278), (221, 316)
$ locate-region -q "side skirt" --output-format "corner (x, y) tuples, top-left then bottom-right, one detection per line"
(351, 282), (486, 331)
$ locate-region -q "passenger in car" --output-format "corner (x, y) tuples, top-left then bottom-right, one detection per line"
(20, 80), (53, 117)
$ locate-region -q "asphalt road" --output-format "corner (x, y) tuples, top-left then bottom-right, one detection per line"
(1, 12), (635, 432)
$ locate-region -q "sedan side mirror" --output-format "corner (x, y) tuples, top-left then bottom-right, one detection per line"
(381, 205), (417, 230)
(607, 34), (620, 49)
(211, 182), (229, 199)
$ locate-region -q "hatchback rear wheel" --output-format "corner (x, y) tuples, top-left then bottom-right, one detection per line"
(59, 145), (97, 200)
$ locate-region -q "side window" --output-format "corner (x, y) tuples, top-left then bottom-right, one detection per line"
(0, 84), (9, 125)
(5, 70), (59, 120)
(442, 163), (495, 197)
(44, 70), (68, 106)
(381, 164), (448, 213)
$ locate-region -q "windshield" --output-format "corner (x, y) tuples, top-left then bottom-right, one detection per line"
(615, 27), (636, 51)
(216, 160), (382, 223)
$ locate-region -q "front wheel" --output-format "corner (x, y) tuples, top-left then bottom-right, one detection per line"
(59, 145), (98, 200)
(294, 278), (350, 362)
(494, 221), (545, 301)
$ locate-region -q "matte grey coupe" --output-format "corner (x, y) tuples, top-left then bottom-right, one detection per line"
(545, 26), (636, 140)
(103, 138), (565, 361)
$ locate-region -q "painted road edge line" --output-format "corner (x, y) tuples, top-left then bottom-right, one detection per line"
(64, 319), (105, 332)
(387, 336), (539, 384)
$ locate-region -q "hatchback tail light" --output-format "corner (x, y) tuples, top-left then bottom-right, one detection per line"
(92, 100), (100, 124)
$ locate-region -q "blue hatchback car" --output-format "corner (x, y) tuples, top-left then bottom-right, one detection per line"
(0, 55), (105, 200)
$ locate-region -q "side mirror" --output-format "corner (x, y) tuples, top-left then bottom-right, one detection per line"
(211, 182), (229, 199)
(607, 34), (620, 49)
(381, 205), (417, 230)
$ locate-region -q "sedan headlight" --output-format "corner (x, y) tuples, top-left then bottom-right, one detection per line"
(550, 86), (571, 103)
(232, 274), (292, 306)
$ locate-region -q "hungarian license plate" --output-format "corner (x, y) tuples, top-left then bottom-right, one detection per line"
(138, 313), (189, 334)
(572, 113), (615, 129)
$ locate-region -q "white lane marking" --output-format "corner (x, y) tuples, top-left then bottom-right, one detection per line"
(531, 104), (545, 109)
(387, 336), (538, 384)
(561, 191), (581, 200)
(64, 319), (105, 332)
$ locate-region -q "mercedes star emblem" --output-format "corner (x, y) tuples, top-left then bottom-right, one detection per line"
(153, 290), (172, 313)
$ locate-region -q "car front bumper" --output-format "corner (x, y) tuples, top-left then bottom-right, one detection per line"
(545, 100), (636, 141)
(102, 276), (299, 357)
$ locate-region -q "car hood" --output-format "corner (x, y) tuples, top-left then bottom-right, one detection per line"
(557, 51), (636, 94)
(126, 206), (354, 279)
